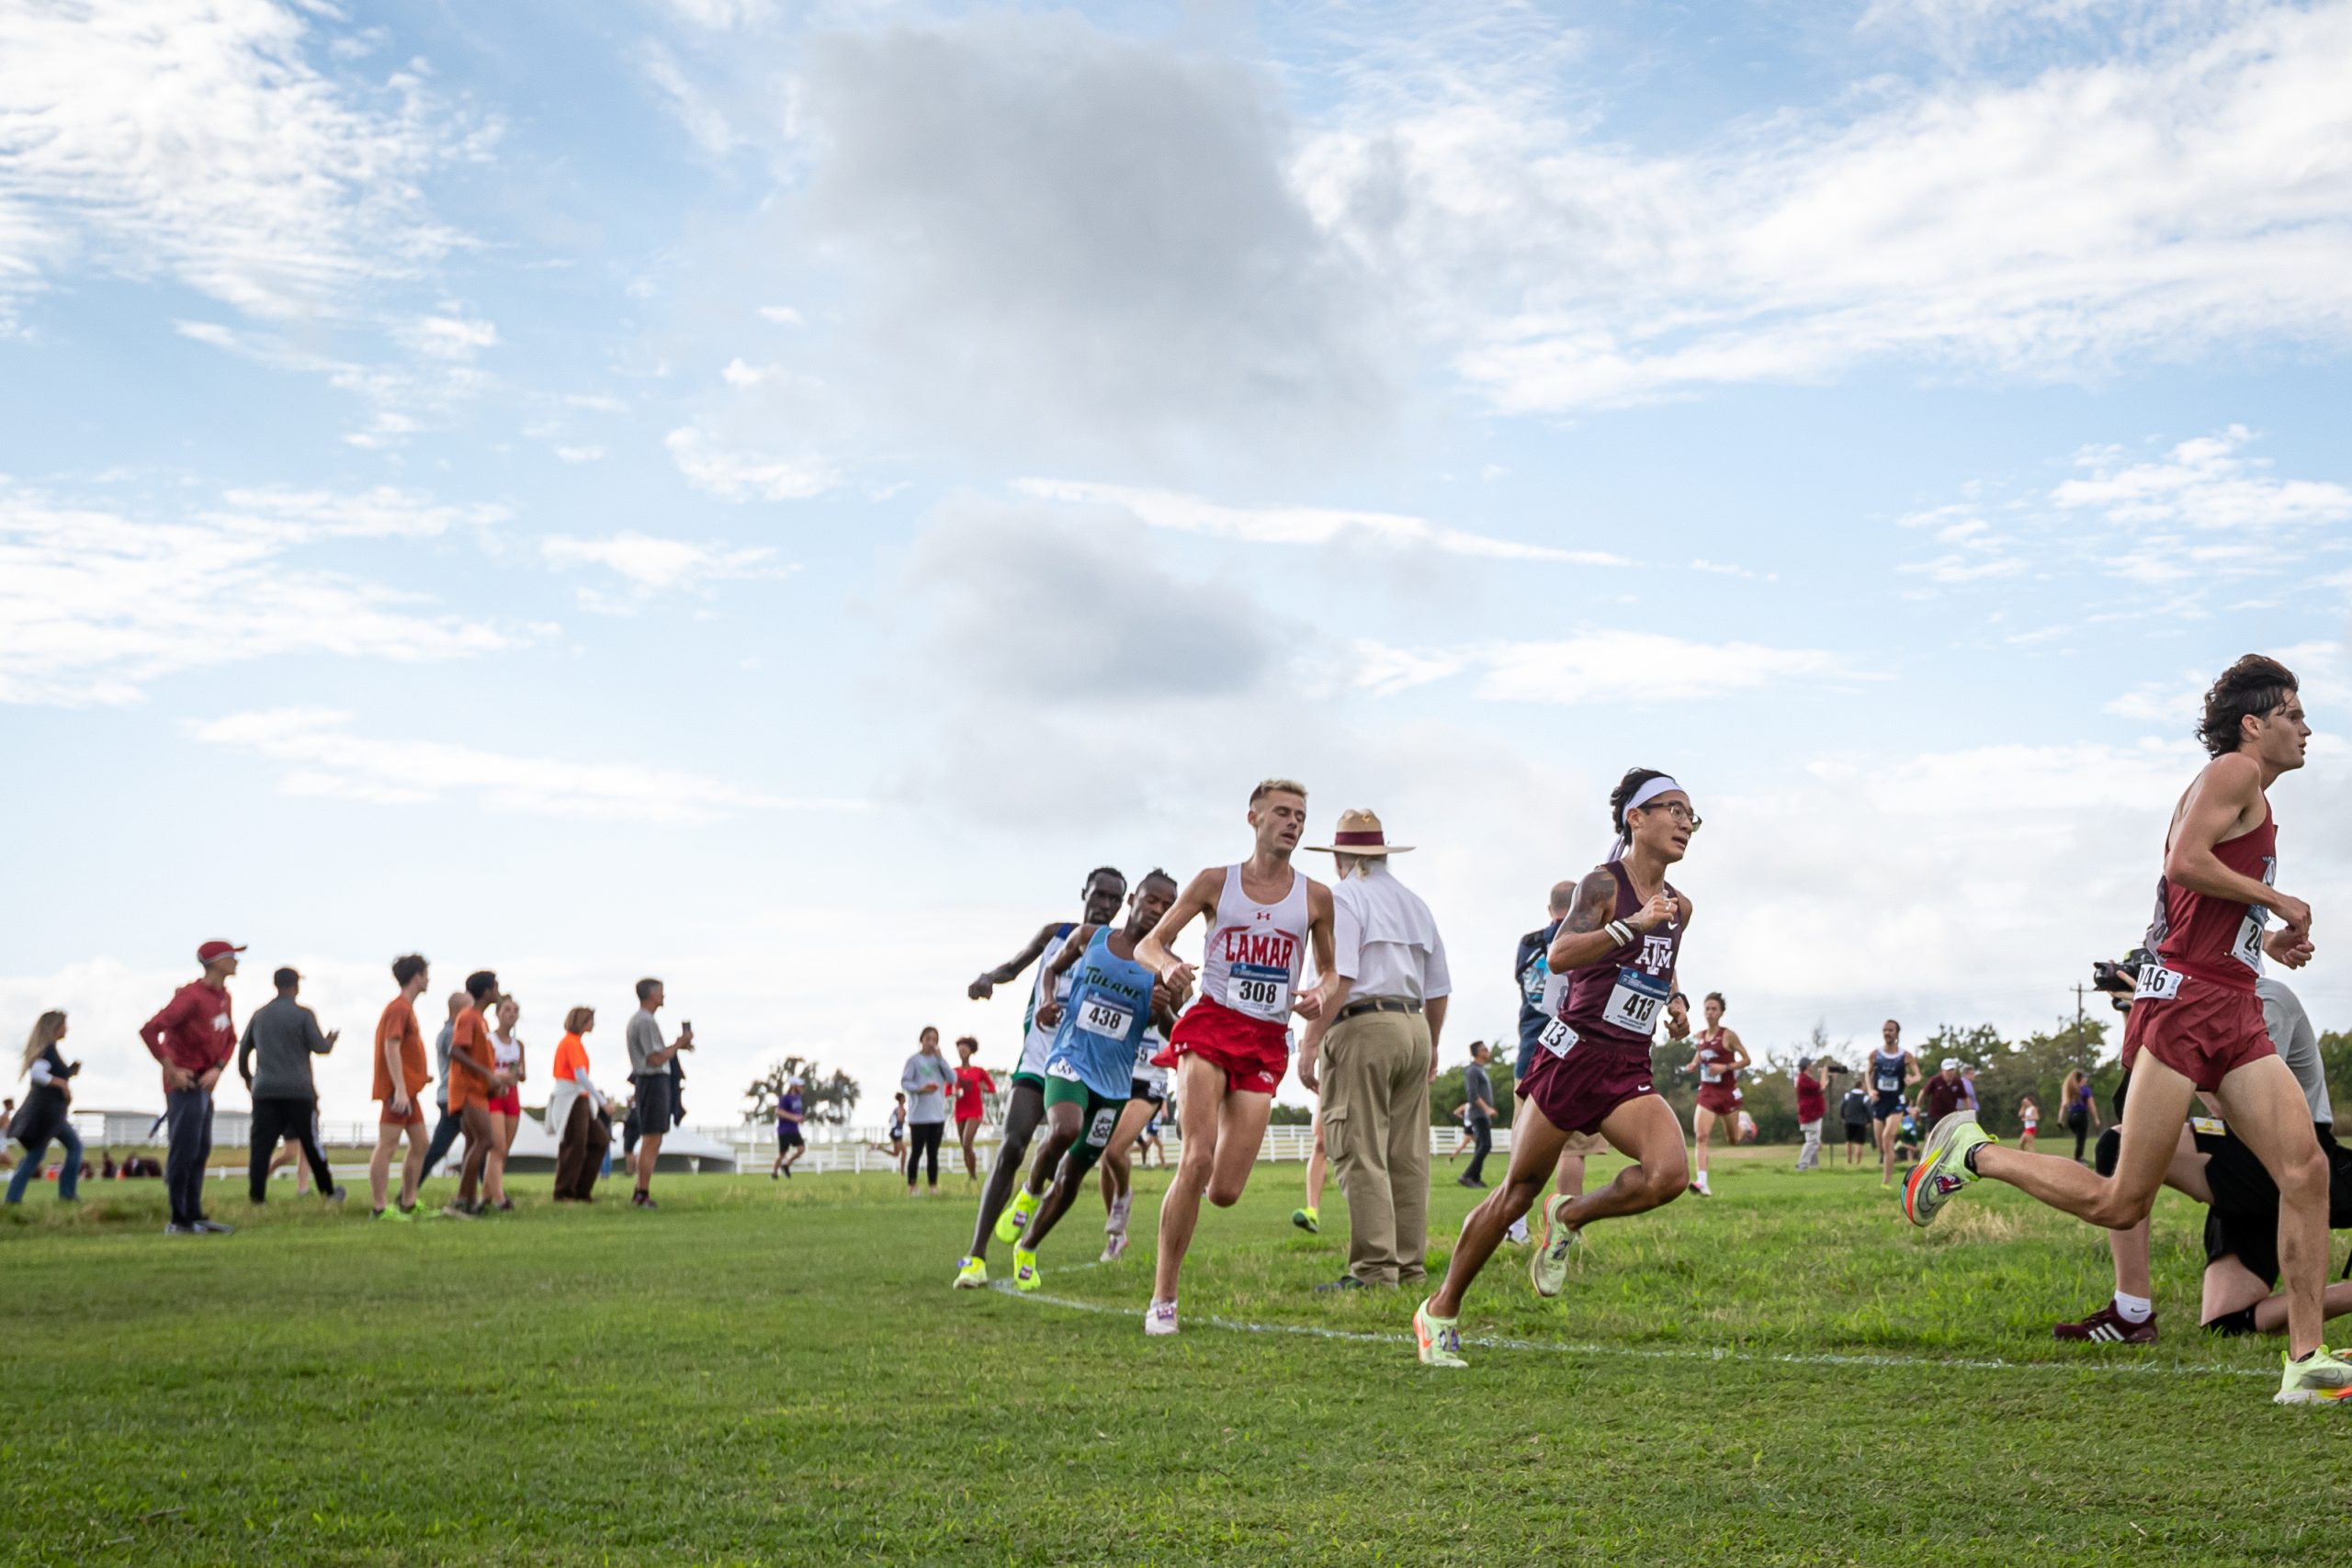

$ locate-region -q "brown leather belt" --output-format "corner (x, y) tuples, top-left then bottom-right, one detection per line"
(1334, 998), (1422, 1024)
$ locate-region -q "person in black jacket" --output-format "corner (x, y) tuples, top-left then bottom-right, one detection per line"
(238, 969), (344, 1204)
(7, 1010), (83, 1204)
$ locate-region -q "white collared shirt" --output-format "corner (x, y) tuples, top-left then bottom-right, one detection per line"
(1330, 861), (1450, 1003)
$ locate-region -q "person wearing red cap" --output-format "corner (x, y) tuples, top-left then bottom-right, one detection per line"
(139, 941), (246, 1235)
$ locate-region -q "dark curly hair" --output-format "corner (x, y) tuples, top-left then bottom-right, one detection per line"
(1609, 766), (1676, 840)
(2197, 654), (2298, 758)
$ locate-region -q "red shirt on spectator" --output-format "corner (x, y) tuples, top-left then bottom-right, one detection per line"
(141, 980), (238, 1090)
(952, 1066), (995, 1122)
(1795, 1070), (1826, 1123)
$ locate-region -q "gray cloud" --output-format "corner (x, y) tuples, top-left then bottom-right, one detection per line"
(799, 14), (1394, 470)
(908, 500), (1281, 702)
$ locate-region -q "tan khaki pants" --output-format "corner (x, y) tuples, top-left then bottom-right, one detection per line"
(1321, 1009), (1432, 1287)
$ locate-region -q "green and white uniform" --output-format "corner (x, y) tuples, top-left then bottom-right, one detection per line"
(1015, 921), (1079, 1091)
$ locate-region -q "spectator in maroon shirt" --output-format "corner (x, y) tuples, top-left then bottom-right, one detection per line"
(1793, 1056), (1828, 1171)
(139, 940), (245, 1235)
(1917, 1057), (1971, 1135)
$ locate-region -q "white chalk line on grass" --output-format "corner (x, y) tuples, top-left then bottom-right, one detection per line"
(990, 1275), (2270, 1381)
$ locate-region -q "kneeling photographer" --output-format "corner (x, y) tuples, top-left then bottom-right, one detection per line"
(2053, 950), (2352, 1344)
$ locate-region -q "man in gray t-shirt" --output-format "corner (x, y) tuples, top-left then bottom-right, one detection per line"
(419, 992), (469, 1179)
(1457, 1043), (1498, 1190)
(624, 977), (692, 1206)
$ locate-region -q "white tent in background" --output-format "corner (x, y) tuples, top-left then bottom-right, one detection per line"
(499, 1110), (739, 1175)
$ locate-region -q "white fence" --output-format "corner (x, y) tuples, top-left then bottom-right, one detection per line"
(67, 1110), (1514, 1177)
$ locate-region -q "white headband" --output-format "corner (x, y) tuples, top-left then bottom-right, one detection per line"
(1609, 774), (1685, 861)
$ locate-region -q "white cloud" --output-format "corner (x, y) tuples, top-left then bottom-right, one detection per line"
(540, 532), (793, 592)
(720, 356), (769, 387)
(660, 0), (774, 28)
(0, 482), (514, 706)
(642, 40), (740, 156)
(757, 305), (804, 326)
(1350, 630), (1864, 704)
(400, 311), (499, 360)
(1900, 551), (2028, 583)
(1298, 2), (2352, 410)
(665, 427), (835, 501)
(0, 0), (477, 325)
(2052, 424), (2352, 531)
(187, 708), (865, 821)
(554, 445), (605, 464)
(1013, 478), (1623, 564)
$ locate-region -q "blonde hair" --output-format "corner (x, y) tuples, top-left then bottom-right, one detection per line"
(22, 1010), (65, 1075)
(564, 1005), (595, 1033)
(1250, 777), (1307, 805)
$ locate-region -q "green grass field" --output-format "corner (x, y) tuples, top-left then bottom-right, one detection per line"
(2, 1145), (2344, 1565)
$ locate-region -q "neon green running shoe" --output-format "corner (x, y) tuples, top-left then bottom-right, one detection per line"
(2276, 1345), (2352, 1404)
(374, 1202), (413, 1224)
(994, 1189), (1040, 1245)
(952, 1255), (989, 1290)
(1904, 1111), (1991, 1227)
(1012, 1247), (1041, 1293)
(1413, 1298), (1466, 1369)
(1292, 1206), (1319, 1235)
(1529, 1193), (1582, 1298)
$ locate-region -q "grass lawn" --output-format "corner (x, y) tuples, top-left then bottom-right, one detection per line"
(1, 1144), (2345, 1565)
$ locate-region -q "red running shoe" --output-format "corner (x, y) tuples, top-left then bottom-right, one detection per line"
(2052, 1300), (2157, 1344)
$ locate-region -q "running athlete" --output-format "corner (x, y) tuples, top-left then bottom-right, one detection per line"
(956, 868), (1128, 1287)
(1866, 1021), (1918, 1187)
(1678, 991), (1747, 1197)
(1504, 882), (1615, 1247)
(1098, 1011), (1171, 1262)
(951, 1037), (993, 1182)
(1136, 778), (1336, 1337)
(1906, 655), (2352, 1404)
(1005, 873), (1185, 1290)
(1416, 768), (1697, 1367)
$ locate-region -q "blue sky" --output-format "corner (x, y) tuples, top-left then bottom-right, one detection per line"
(5, 0), (2349, 1123)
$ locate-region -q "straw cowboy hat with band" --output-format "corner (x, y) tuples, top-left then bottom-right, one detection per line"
(1307, 807), (1414, 856)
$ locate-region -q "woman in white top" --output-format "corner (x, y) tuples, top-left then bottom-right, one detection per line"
(485, 995), (527, 1211)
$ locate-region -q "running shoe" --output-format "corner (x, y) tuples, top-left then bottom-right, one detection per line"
(1903, 1111), (1990, 1226)
(1291, 1206), (1319, 1235)
(1505, 1215), (1531, 1246)
(442, 1201), (478, 1220)
(1100, 1230), (1130, 1263)
(2053, 1300), (2158, 1345)
(1690, 1174), (1711, 1197)
(324, 1187), (348, 1205)
(1529, 1193), (1582, 1298)
(193, 1219), (236, 1235)
(164, 1222), (201, 1236)
(1413, 1298), (1467, 1369)
(952, 1256), (989, 1290)
(994, 1189), (1039, 1244)
(2275, 1346), (2352, 1405)
(374, 1203), (414, 1224)
(1012, 1247), (1041, 1293)
(1144, 1299), (1180, 1337)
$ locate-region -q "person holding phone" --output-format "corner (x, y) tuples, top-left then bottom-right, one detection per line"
(625, 977), (692, 1209)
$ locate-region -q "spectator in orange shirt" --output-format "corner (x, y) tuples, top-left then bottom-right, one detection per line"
(549, 1007), (608, 1202)
(368, 954), (433, 1220)
(443, 970), (510, 1218)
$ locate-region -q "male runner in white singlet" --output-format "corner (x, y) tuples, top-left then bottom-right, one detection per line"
(1136, 779), (1336, 1336)
(956, 868), (1127, 1289)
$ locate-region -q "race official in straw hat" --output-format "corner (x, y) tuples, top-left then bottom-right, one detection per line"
(1297, 808), (1451, 1291)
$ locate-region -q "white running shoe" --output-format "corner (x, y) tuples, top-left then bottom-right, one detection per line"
(1505, 1215), (1531, 1246)
(1529, 1193), (1582, 1298)
(1144, 1298), (1180, 1337)
(1100, 1229), (1130, 1263)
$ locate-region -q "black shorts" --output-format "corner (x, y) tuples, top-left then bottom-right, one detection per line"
(1843, 1121), (1871, 1145)
(2195, 1123), (2352, 1292)
(632, 1075), (674, 1137)
(1871, 1091), (1904, 1121)
(776, 1123), (803, 1147)
(1129, 1077), (1167, 1108)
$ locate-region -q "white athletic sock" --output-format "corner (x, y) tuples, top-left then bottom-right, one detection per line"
(2113, 1292), (2153, 1323)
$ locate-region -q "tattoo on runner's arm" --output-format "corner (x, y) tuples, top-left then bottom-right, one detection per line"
(1563, 870), (1615, 934)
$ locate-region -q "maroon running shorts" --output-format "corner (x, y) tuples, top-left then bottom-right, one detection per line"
(1520, 1041), (1657, 1137)
(1696, 1083), (1742, 1116)
(2121, 976), (2272, 1094)
(1156, 998), (1286, 1097)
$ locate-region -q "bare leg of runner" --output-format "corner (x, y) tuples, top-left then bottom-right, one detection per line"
(1427, 1100), (1571, 1318)
(1690, 1106), (1716, 1190)
(1152, 1055), (1275, 1306)
(967, 1083), (1046, 1261)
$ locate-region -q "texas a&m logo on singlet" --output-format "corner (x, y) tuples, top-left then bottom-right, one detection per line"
(1639, 934), (1673, 972)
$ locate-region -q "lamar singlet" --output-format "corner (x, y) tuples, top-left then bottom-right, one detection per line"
(2125, 805), (2279, 1092)
(1694, 1032), (1741, 1116)
(1518, 863), (1682, 1135)
(1155, 864), (1308, 1098)
(1016, 922), (1080, 1089)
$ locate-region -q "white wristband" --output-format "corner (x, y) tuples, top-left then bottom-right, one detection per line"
(1605, 919), (1634, 946)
